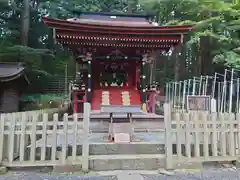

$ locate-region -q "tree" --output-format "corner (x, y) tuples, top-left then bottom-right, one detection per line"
(1, 0), (240, 85)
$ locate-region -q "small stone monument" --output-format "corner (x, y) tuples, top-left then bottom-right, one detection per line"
(114, 133), (130, 143)
(112, 123), (132, 143)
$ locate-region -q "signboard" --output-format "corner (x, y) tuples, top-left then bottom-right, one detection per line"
(186, 95), (211, 111)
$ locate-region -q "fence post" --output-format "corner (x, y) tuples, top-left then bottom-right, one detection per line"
(164, 103), (173, 169)
(8, 113), (15, 163)
(237, 113), (240, 154)
(211, 99), (217, 113)
(61, 113), (68, 164)
(82, 102), (90, 171)
(0, 114), (4, 163)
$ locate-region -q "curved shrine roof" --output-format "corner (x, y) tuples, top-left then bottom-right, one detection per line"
(0, 63), (29, 82)
(43, 12), (193, 50)
(43, 16), (193, 33)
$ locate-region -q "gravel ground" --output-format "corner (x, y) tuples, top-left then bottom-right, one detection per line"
(1, 169), (240, 180)
(142, 168), (240, 180)
(0, 173), (117, 180)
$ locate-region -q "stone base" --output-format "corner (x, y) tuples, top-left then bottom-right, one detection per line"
(66, 144), (165, 156)
(173, 161), (203, 169)
(89, 156), (165, 170)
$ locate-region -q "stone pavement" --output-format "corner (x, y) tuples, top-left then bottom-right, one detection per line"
(1, 168), (240, 180)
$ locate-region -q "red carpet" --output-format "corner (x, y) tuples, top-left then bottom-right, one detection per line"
(92, 88), (141, 110)
(92, 89), (102, 110)
(109, 89), (122, 105)
(129, 90), (141, 105)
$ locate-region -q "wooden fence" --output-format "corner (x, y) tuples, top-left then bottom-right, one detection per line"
(1, 103), (240, 171)
(164, 103), (240, 169)
(0, 105), (90, 171)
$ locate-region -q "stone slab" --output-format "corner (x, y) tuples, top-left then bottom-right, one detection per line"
(173, 161), (203, 169)
(53, 165), (82, 173)
(113, 123), (132, 134)
(66, 144), (165, 156)
(89, 157), (165, 170)
(114, 133), (130, 143)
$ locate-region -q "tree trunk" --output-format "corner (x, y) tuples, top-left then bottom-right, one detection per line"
(173, 46), (180, 81)
(200, 36), (213, 75)
(178, 44), (186, 80)
(191, 43), (201, 77)
(20, 0), (30, 46)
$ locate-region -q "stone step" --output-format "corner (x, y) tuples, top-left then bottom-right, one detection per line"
(67, 143), (165, 156)
(122, 93), (130, 105)
(101, 101), (110, 103)
(102, 97), (109, 99)
(102, 91), (110, 105)
(89, 154), (165, 160)
(89, 154), (165, 170)
(67, 154), (165, 170)
(101, 103), (110, 105)
(101, 92), (110, 105)
(112, 123), (132, 134)
(67, 121), (165, 132)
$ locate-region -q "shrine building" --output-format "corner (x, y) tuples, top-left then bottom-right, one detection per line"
(43, 12), (193, 113)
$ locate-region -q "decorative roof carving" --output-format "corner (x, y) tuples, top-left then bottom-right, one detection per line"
(76, 52), (92, 62)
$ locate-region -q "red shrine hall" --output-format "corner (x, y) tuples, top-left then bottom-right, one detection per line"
(43, 12), (193, 113)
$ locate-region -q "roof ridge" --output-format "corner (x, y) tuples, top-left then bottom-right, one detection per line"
(72, 11), (154, 19)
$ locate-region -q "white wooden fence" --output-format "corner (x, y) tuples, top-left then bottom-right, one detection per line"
(1, 103), (240, 170)
(164, 103), (240, 169)
(0, 104), (90, 171)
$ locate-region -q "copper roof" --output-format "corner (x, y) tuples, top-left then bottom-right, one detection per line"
(43, 12), (193, 50)
(0, 63), (29, 82)
(67, 18), (154, 27)
(67, 11), (155, 27)
(44, 16), (193, 32)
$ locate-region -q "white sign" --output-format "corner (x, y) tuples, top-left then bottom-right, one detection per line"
(187, 95), (211, 111)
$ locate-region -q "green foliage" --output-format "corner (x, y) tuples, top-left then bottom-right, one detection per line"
(1, 0), (240, 83)
(157, 0), (240, 70)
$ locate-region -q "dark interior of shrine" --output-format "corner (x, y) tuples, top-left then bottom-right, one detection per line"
(92, 60), (140, 89)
